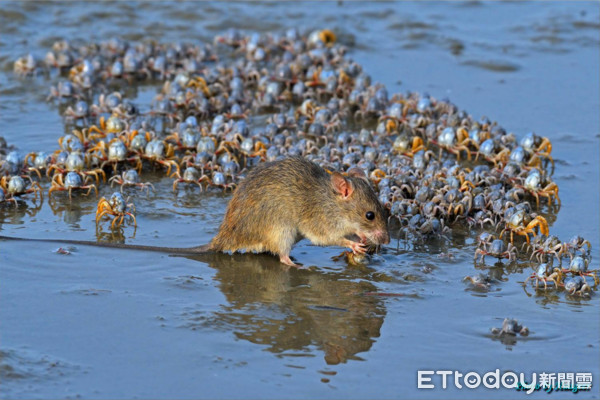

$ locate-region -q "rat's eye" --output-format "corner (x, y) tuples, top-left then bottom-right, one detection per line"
(366, 211), (375, 221)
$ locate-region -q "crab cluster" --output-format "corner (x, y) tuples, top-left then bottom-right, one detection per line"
(523, 251), (597, 295)
(2, 28), (594, 292)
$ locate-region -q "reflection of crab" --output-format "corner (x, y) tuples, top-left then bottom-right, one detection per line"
(523, 263), (562, 290)
(96, 192), (137, 229)
(48, 172), (97, 200)
(500, 209), (548, 244)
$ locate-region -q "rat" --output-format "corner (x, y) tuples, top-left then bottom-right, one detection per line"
(0, 156), (390, 266)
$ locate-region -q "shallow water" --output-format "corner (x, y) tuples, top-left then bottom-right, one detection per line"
(1, 2), (599, 399)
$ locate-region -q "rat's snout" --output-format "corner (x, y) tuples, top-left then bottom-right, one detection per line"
(372, 229), (390, 245)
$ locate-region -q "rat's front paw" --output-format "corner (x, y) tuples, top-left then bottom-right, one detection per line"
(344, 239), (367, 255)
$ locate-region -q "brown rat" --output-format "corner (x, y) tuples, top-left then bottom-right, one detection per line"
(0, 156), (389, 266)
(210, 156), (389, 265)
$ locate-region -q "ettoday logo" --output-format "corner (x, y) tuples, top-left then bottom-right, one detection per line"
(417, 370), (593, 394)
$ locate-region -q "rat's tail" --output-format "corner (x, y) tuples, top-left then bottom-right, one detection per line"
(0, 235), (210, 255)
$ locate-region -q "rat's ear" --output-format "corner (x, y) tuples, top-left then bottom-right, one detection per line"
(347, 167), (368, 181)
(331, 172), (353, 199)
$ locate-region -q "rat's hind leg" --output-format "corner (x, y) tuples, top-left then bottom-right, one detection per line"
(279, 254), (298, 267)
(264, 226), (300, 267)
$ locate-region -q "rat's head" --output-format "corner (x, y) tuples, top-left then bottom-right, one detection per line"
(330, 168), (390, 245)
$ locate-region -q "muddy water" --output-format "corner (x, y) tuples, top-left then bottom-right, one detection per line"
(1, 2), (599, 399)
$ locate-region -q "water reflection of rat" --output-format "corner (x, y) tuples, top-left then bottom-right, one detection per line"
(1, 157), (390, 266)
(181, 251), (386, 365)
